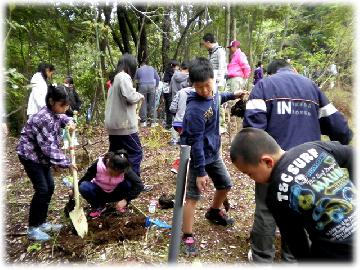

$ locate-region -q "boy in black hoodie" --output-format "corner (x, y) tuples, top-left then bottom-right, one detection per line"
(180, 57), (245, 256)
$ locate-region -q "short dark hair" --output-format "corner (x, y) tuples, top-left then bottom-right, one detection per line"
(202, 33), (216, 43)
(65, 76), (74, 85)
(257, 61), (262, 67)
(266, 59), (290, 75)
(116, 54), (138, 79)
(103, 149), (130, 173)
(45, 85), (70, 109)
(188, 57), (214, 83)
(230, 128), (281, 165)
(180, 61), (190, 70)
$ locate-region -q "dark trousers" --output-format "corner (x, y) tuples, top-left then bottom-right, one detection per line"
(18, 156), (55, 227)
(79, 181), (131, 208)
(251, 183), (296, 262)
(108, 133), (143, 176)
(163, 92), (173, 129)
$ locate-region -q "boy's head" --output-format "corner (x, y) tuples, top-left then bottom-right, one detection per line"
(267, 59), (290, 75)
(188, 57), (214, 98)
(180, 61), (190, 72)
(64, 76), (74, 85)
(230, 128), (282, 184)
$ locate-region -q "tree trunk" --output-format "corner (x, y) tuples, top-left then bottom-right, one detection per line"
(162, 6), (171, 73)
(117, 5), (132, 54)
(173, 8), (205, 59)
(225, 3), (231, 47)
(136, 5), (148, 64)
(279, 14), (289, 53)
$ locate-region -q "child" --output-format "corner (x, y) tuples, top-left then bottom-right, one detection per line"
(78, 149), (144, 218)
(230, 127), (355, 261)
(253, 61), (264, 85)
(16, 85), (76, 241)
(180, 57), (245, 256)
(63, 76), (82, 117)
(169, 86), (194, 172)
(105, 54), (153, 192)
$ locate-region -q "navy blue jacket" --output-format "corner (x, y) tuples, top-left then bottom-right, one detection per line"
(181, 90), (235, 176)
(243, 68), (352, 150)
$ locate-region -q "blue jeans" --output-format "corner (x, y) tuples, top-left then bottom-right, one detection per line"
(18, 156), (55, 227)
(79, 181), (132, 208)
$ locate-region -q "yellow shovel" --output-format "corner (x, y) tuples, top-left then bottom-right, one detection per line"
(65, 119), (88, 238)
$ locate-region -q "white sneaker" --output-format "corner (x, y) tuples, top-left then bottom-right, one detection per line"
(140, 122), (147, 128)
(150, 123), (158, 128)
(39, 222), (63, 232)
(248, 249), (254, 262)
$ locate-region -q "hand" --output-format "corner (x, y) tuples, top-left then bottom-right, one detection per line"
(233, 90), (248, 99)
(196, 175), (209, 193)
(116, 199), (127, 212)
(67, 121), (76, 132)
(68, 189), (74, 198)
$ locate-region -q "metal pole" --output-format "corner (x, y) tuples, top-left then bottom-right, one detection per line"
(168, 145), (191, 263)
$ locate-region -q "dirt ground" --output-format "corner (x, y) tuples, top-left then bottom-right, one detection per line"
(4, 120), (282, 265)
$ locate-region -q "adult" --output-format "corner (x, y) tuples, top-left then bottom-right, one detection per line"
(243, 59), (352, 263)
(253, 61), (264, 85)
(226, 40), (251, 91)
(201, 33), (227, 91)
(162, 60), (179, 130)
(134, 60), (160, 127)
(27, 63), (55, 117)
(63, 76), (82, 117)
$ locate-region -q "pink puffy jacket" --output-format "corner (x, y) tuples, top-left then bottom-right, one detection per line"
(227, 49), (251, 79)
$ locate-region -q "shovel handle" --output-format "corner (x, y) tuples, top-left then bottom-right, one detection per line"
(65, 119), (80, 209)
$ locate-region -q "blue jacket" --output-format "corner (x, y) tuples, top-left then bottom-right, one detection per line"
(181, 89), (235, 176)
(243, 67), (352, 150)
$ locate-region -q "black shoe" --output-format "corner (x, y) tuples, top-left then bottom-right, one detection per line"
(205, 208), (234, 226)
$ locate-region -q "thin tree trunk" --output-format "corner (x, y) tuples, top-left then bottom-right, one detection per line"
(173, 8), (205, 59)
(117, 5), (131, 53)
(162, 6), (171, 73)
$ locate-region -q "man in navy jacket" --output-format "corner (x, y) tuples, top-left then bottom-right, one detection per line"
(243, 59), (352, 263)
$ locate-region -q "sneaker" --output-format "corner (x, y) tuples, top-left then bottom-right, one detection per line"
(248, 249), (254, 262)
(140, 122), (147, 128)
(171, 159), (180, 174)
(182, 236), (198, 256)
(39, 222), (63, 233)
(168, 139), (178, 146)
(143, 184), (153, 192)
(205, 208), (234, 226)
(89, 206), (107, 218)
(150, 123), (158, 128)
(28, 227), (51, 241)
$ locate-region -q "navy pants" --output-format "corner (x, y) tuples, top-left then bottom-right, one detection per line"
(79, 181), (131, 208)
(18, 156), (55, 227)
(108, 133), (143, 176)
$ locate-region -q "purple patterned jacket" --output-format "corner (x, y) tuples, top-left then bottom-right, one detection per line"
(16, 106), (71, 168)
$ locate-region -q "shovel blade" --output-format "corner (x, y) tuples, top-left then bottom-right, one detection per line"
(69, 206), (88, 238)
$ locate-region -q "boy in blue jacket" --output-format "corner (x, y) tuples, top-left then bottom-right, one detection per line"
(180, 57), (246, 256)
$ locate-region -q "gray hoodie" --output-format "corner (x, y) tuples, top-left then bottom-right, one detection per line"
(169, 70), (189, 97)
(169, 87), (195, 127)
(105, 71), (143, 135)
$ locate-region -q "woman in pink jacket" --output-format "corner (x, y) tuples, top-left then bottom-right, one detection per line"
(226, 40), (251, 92)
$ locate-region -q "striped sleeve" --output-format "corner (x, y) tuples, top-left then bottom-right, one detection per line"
(243, 84), (268, 130)
(317, 89), (352, 145)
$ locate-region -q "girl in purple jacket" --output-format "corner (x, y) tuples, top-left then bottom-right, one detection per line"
(78, 150), (144, 218)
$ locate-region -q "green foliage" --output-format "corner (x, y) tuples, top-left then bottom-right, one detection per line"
(27, 242), (42, 253)
(4, 3), (353, 135)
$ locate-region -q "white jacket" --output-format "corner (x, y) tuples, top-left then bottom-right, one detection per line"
(27, 72), (48, 116)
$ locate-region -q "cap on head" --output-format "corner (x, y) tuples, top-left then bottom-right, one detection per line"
(227, 40), (241, 48)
